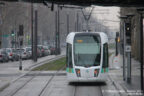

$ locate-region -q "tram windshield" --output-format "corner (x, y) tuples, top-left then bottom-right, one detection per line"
(74, 34), (101, 67)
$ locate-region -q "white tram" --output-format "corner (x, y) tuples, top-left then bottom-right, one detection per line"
(66, 32), (109, 82)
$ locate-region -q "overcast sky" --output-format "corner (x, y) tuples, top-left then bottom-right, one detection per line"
(90, 6), (120, 32)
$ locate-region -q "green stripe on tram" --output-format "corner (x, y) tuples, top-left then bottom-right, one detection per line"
(101, 68), (109, 73)
(66, 68), (74, 73)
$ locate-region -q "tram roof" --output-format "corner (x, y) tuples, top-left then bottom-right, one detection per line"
(66, 32), (108, 44)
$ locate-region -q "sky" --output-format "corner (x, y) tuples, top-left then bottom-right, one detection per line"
(89, 6), (120, 32)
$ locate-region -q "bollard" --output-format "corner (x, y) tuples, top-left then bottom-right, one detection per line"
(19, 56), (22, 70)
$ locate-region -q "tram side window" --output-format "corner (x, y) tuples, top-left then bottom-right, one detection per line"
(103, 43), (108, 68)
(67, 43), (73, 68)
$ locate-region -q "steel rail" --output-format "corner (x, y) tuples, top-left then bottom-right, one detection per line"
(3, 56), (66, 96)
(38, 65), (65, 96)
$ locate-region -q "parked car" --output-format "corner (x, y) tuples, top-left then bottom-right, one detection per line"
(43, 46), (51, 56)
(0, 49), (9, 62)
(49, 46), (56, 55)
(16, 48), (30, 60)
(24, 47), (32, 59)
(37, 47), (41, 57)
(37, 45), (45, 57)
(6, 48), (19, 61)
(25, 46), (41, 58)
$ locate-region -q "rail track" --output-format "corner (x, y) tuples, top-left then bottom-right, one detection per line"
(0, 55), (66, 96)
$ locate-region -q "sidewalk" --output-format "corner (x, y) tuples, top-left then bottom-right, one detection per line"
(109, 53), (143, 96)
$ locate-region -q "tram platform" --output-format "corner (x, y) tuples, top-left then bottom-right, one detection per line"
(109, 54), (143, 95)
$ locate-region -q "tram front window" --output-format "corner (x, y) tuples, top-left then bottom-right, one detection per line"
(74, 34), (101, 67)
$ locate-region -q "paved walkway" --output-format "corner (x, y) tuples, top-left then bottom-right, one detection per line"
(109, 53), (143, 96)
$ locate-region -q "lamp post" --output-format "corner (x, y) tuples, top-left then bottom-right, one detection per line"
(136, 8), (144, 92)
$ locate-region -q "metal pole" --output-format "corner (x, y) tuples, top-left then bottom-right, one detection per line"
(126, 18), (132, 84)
(31, 1), (34, 60)
(79, 23), (81, 31)
(140, 13), (144, 92)
(67, 13), (69, 35)
(77, 12), (79, 31)
(14, 20), (18, 48)
(75, 22), (77, 32)
(19, 35), (22, 70)
(123, 21), (126, 81)
(55, 11), (57, 55)
(86, 20), (88, 32)
(57, 5), (60, 54)
(19, 40), (22, 70)
(127, 51), (131, 83)
(14, 29), (16, 48)
(2, 26), (3, 48)
(116, 37), (118, 56)
(33, 10), (37, 62)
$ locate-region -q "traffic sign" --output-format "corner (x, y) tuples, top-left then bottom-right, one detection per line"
(125, 45), (131, 52)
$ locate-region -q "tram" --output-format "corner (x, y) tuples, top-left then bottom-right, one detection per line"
(66, 32), (109, 82)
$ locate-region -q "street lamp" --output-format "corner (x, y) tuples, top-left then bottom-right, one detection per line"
(136, 8), (144, 92)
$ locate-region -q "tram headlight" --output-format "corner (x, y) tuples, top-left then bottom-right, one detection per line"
(75, 69), (81, 77)
(94, 69), (99, 77)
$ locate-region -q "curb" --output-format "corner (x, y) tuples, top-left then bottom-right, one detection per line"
(25, 55), (65, 71)
(108, 74), (127, 96)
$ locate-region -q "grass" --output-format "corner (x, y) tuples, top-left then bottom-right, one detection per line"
(32, 57), (66, 71)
